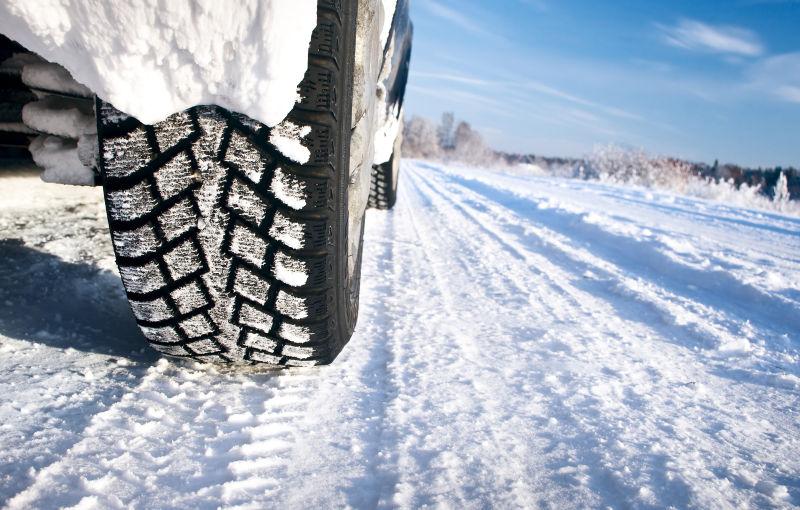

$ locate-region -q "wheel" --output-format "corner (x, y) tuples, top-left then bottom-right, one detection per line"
(97, 0), (361, 366)
(367, 124), (402, 210)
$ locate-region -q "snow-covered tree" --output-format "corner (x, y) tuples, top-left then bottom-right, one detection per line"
(402, 115), (441, 159)
(773, 171), (790, 208)
(437, 112), (454, 151)
(451, 121), (492, 165)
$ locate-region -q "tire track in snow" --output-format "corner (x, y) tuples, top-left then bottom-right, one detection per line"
(2, 165), (798, 508)
(449, 171), (800, 334)
(403, 163), (800, 508)
(422, 166), (799, 363)
(6, 361), (319, 509)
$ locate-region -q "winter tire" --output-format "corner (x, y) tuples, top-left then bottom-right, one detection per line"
(97, 0), (360, 366)
(367, 127), (401, 210)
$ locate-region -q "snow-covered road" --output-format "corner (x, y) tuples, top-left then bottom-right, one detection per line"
(1, 161), (798, 508)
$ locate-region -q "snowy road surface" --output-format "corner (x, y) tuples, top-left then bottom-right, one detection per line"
(1, 161), (798, 508)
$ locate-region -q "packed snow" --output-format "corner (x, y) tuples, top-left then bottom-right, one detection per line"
(0, 161), (798, 508)
(0, 0), (317, 126)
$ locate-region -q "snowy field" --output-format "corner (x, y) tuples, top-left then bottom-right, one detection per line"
(0, 160), (798, 508)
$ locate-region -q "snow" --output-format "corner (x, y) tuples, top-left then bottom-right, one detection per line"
(379, 0), (398, 50)
(22, 96), (95, 139)
(1, 160), (798, 508)
(268, 121), (312, 164)
(21, 61), (92, 98)
(29, 135), (95, 186)
(270, 167), (308, 210)
(373, 104), (401, 165)
(0, 0), (317, 127)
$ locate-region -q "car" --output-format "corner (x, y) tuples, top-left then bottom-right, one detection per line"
(0, 0), (412, 366)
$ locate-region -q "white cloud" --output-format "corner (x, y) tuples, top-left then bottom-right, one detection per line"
(776, 85), (800, 103)
(659, 19), (764, 57)
(422, 0), (492, 38)
(413, 70), (642, 121)
(749, 52), (800, 103)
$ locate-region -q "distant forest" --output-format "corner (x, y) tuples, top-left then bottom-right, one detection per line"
(403, 113), (799, 204)
(501, 153), (800, 201)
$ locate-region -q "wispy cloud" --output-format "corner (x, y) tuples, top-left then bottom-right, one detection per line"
(415, 70), (643, 122)
(658, 19), (764, 57)
(748, 52), (800, 103)
(518, 80), (643, 121)
(422, 0), (494, 38)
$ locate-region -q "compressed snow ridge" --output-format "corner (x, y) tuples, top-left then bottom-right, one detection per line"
(0, 0), (317, 127)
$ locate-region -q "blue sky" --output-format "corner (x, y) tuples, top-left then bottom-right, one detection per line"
(404, 0), (800, 167)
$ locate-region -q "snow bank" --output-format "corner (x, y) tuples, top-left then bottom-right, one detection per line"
(0, 0), (317, 127)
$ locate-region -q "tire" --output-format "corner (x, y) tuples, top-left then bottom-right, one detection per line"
(367, 126), (402, 210)
(97, 0), (360, 366)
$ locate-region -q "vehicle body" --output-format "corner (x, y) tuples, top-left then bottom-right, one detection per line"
(0, 0), (412, 365)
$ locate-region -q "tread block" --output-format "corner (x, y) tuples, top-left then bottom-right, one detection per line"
(229, 223), (267, 268)
(282, 343), (325, 360)
(272, 251), (310, 287)
(140, 325), (182, 344)
(154, 111), (194, 151)
(269, 166), (328, 211)
(170, 280), (209, 314)
(269, 211), (308, 250)
(284, 358), (324, 367)
(179, 314), (215, 338)
(158, 198), (195, 241)
(163, 238), (203, 281)
(232, 265), (271, 305)
(225, 177), (269, 225)
(151, 343), (191, 356)
(119, 261), (165, 294)
(102, 126), (154, 178)
(248, 350), (283, 364)
(107, 181), (157, 221)
(226, 130), (270, 184)
(186, 338), (224, 355)
(194, 109), (227, 160)
(275, 290), (326, 320)
(111, 223), (159, 258)
(129, 297), (173, 322)
(237, 301), (274, 335)
(153, 151), (194, 200)
(277, 322), (315, 344)
(242, 331), (279, 352)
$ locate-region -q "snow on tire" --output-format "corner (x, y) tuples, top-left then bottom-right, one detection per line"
(97, 0), (361, 366)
